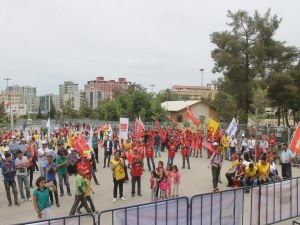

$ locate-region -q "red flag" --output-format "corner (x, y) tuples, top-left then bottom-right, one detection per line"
(155, 119), (159, 129)
(167, 115), (177, 124)
(124, 151), (135, 165)
(204, 141), (216, 154)
(135, 117), (145, 139)
(94, 123), (108, 134)
(290, 123), (300, 154)
(73, 135), (90, 151)
(186, 106), (200, 127)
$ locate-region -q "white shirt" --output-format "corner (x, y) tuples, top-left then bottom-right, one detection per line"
(270, 162), (277, 175)
(260, 141), (269, 153)
(248, 139), (256, 149)
(230, 138), (237, 147)
(38, 147), (50, 167)
(15, 156), (29, 176)
(281, 149), (295, 164)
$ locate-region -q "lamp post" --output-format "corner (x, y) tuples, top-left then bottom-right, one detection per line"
(149, 84), (155, 93)
(4, 77), (13, 130)
(200, 68), (205, 86)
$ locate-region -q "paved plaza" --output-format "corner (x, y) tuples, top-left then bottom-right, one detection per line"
(1, 148), (300, 225)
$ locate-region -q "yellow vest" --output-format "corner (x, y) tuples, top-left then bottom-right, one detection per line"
(111, 158), (125, 180)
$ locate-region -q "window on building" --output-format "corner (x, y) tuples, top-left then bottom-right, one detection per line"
(89, 92), (93, 108)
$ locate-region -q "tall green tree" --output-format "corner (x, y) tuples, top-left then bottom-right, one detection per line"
(0, 102), (7, 123)
(211, 9), (282, 123)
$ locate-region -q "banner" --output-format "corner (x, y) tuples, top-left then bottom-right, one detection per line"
(114, 198), (189, 225)
(191, 189), (244, 225)
(119, 118), (129, 140)
(226, 118), (238, 137)
(208, 118), (219, 136)
(289, 123), (300, 154)
(186, 106), (200, 127)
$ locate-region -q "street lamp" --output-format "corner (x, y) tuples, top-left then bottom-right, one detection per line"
(4, 77), (13, 130)
(149, 84), (155, 93)
(199, 68), (205, 86)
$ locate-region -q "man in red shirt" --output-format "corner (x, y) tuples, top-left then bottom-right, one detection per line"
(181, 137), (191, 169)
(167, 137), (176, 166)
(146, 146), (155, 171)
(131, 150), (143, 197)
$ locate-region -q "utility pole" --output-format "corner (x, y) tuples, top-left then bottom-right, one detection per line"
(200, 68), (205, 86)
(4, 77), (13, 130)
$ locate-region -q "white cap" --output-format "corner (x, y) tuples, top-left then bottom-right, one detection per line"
(42, 140), (47, 144)
(12, 135), (16, 139)
(21, 138), (26, 141)
(242, 133), (245, 137)
(213, 142), (219, 146)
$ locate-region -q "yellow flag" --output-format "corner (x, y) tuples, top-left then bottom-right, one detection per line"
(208, 118), (219, 136)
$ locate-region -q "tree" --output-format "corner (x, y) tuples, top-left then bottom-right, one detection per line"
(49, 99), (56, 119)
(61, 97), (76, 119)
(0, 102), (7, 123)
(211, 9), (282, 123)
(249, 85), (269, 125)
(79, 97), (92, 118)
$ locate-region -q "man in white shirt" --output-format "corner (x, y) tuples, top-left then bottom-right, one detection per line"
(229, 136), (237, 161)
(248, 136), (256, 160)
(38, 141), (50, 177)
(15, 150), (31, 202)
(260, 136), (269, 153)
(280, 143), (296, 179)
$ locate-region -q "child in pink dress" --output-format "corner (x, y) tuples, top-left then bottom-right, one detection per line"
(159, 176), (169, 199)
(165, 164), (173, 198)
(171, 165), (181, 197)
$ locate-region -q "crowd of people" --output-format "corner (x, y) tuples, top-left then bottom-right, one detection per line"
(0, 124), (297, 220)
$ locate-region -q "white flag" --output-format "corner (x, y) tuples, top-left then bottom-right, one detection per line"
(226, 118), (238, 136)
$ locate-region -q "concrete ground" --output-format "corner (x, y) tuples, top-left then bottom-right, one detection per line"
(0, 148), (299, 225)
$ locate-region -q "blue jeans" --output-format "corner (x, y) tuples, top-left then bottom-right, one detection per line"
(58, 173), (71, 194)
(242, 176), (258, 187)
(167, 157), (174, 166)
(154, 145), (161, 157)
(17, 175), (31, 199)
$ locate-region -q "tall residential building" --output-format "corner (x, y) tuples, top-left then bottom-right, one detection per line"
(0, 90), (27, 116)
(164, 84), (218, 101)
(38, 94), (61, 113)
(7, 85), (39, 113)
(59, 81), (80, 110)
(84, 76), (131, 109)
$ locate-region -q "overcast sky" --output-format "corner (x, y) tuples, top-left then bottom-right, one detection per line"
(0, 0), (299, 95)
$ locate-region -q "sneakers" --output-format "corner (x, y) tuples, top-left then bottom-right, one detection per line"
(15, 202), (20, 206)
(76, 209), (82, 214)
(137, 194), (142, 197)
(56, 202), (60, 207)
(19, 198), (25, 203)
(67, 192), (72, 196)
(60, 193), (64, 197)
(93, 210), (99, 214)
(27, 197), (32, 201)
(8, 203), (12, 207)
(113, 198), (117, 203)
(120, 197), (126, 201)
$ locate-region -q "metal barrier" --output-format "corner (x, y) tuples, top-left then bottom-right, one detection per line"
(190, 188), (245, 225)
(12, 213), (96, 225)
(250, 177), (300, 225)
(98, 197), (189, 225)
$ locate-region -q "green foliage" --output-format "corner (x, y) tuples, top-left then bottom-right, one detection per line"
(0, 102), (8, 123)
(211, 9), (300, 123)
(94, 84), (167, 121)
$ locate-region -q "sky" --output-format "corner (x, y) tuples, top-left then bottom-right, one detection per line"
(0, 0), (299, 95)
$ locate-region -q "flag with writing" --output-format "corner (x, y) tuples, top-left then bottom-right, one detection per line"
(226, 118), (238, 137)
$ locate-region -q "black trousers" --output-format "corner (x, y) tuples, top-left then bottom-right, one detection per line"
(147, 157), (155, 171)
(49, 180), (59, 204)
(182, 155), (191, 168)
(131, 176), (141, 195)
(104, 151), (111, 167)
(282, 163), (292, 179)
(94, 147), (99, 163)
(69, 195), (91, 215)
(113, 178), (124, 198)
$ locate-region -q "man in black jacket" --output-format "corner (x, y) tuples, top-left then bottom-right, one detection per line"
(103, 136), (113, 168)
